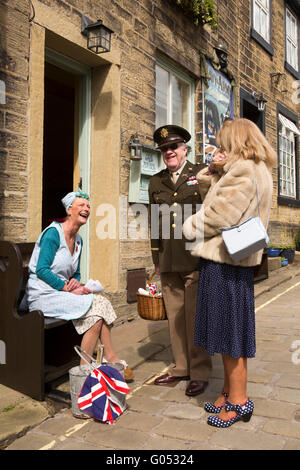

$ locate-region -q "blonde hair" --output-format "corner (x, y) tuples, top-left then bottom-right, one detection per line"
(215, 118), (277, 170)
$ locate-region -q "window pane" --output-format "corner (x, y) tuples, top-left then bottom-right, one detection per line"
(279, 126), (296, 198)
(155, 65), (168, 128)
(253, 0), (270, 42)
(290, 16), (296, 40)
(171, 75), (189, 128)
(291, 44), (297, 69)
(254, 3), (260, 31)
(287, 40), (291, 64)
(155, 60), (194, 161)
(286, 8), (298, 70)
(261, 10), (269, 41)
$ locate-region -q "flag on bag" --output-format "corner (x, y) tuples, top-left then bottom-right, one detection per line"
(77, 365), (130, 424)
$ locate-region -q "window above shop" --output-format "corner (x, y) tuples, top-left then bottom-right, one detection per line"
(251, 0), (274, 55)
(277, 106), (300, 207)
(155, 57), (195, 161)
(285, 5), (300, 79)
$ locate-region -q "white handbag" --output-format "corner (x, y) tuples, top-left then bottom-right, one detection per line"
(220, 176), (269, 263)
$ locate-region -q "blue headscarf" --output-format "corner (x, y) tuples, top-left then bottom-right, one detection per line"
(61, 189), (90, 212)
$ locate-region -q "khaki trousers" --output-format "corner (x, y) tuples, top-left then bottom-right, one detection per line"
(160, 271), (212, 381)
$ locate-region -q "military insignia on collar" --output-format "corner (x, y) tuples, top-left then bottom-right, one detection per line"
(160, 128), (168, 138)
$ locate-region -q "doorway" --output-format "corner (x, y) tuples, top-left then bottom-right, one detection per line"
(42, 62), (77, 227)
(42, 49), (91, 282)
(240, 88), (265, 133)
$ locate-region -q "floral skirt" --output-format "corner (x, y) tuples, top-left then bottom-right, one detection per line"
(72, 294), (117, 335)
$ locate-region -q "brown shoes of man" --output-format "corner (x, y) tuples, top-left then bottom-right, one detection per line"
(154, 373), (208, 397)
(154, 373), (190, 385)
(185, 380), (208, 396)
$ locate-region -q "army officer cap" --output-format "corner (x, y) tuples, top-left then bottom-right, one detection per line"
(153, 125), (191, 150)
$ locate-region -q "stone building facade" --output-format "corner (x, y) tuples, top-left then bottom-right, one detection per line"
(0, 0), (300, 322)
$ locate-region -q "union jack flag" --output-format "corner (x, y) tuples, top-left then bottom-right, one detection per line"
(77, 365), (130, 424)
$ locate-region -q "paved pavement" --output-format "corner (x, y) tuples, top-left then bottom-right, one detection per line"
(1, 262), (300, 451)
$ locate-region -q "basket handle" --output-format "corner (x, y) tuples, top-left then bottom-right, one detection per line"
(147, 272), (157, 284)
(74, 345), (98, 372)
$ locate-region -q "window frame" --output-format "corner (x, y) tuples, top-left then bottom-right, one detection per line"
(155, 56), (195, 161)
(285, 2), (300, 79)
(251, 0), (274, 56)
(277, 103), (300, 207)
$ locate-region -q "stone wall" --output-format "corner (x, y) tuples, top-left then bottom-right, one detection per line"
(1, 0), (300, 322)
(212, 0), (300, 247)
(0, 0), (30, 241)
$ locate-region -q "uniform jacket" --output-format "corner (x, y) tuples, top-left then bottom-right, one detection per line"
(148, 160), (206, 273)
(183, 158), (273, 267)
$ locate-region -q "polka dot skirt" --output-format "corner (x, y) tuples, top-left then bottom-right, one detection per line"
(194, 258), (256, 358)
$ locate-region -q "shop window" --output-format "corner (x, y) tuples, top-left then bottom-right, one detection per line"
(155, 58), (195, 159)
(278, 111), (300, 206)
(285, 6), (300, 79)
(251, 0), (274, 55)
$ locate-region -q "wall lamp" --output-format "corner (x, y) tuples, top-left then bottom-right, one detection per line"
(81, 16), (113, 54)
(252, 91), (267, 112)
(214, 43), (228, 69)
(129, 133), (142, 160)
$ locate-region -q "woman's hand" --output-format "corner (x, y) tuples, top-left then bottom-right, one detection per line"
(64, 278), (81, 292)
(208, 149), (227, 173)
(61, 280), (92, 294)
(70, 286), (93, 295)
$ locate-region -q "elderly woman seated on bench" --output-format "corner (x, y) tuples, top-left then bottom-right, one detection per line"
(22, 190), (133, 381)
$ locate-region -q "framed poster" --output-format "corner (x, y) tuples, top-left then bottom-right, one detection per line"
(128, 145), (163, 204)
(203, 60), (234, 164)
(141, 148), (160, 176)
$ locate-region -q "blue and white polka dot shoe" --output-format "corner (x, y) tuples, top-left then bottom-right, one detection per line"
(207, 398), (254, 428)
(204, 391), (229, 413)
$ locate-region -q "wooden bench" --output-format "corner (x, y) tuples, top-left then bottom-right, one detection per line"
(0, 241), (80, 401)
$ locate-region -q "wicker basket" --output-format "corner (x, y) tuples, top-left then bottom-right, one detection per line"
(137, 272), (167, 321)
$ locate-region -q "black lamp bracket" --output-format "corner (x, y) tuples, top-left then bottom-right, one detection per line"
(270, 73), (288, 93)
(81, 15), (93, 36)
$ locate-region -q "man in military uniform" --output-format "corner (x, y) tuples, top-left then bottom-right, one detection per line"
(148, 125), (212, 396)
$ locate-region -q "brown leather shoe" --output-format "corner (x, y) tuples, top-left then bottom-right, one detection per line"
(185, 380), (208, 396)
(154, 373), (190, 386)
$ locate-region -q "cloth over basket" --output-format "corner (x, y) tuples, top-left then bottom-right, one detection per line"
(137, 272), (167, 321)
(69, 345), (129, 421)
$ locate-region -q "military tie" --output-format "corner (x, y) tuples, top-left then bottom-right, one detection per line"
(171, 172), (180, 184)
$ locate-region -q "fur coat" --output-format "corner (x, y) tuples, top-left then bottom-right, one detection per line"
(183, 158), (273, 267)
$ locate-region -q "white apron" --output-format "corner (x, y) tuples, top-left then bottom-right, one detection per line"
(25, 222), (93, 320)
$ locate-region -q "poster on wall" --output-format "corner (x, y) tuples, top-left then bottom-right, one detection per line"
(128, 146), (163, 204)
(203, 60), (234, 164)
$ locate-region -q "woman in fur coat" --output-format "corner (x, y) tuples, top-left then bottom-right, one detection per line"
(183, 118), (277, 428)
